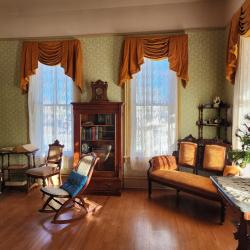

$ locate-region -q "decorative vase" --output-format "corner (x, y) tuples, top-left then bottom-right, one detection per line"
(239, 163), (250, 177)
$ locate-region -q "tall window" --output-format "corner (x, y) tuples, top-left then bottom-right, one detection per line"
(28, 62), (77, 157)
(130, 58), (177, 169)
(233, 36), (250, 149)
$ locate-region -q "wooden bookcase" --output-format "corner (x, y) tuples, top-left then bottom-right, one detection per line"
(72, 102), (123, 195)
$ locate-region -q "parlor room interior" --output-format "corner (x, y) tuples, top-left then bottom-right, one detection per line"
(1, 0), (250, 250)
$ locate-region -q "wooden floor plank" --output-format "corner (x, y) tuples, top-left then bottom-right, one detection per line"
(0, 189), (237, 250)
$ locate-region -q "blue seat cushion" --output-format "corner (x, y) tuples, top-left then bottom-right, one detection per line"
(61, 171), (88, 197)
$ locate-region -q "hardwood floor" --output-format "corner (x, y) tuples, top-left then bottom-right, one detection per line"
(0, 188), (237, 250)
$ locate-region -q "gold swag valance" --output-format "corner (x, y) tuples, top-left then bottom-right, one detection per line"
(20, 39), (83, 92)
(119, 34), (189, 87)
(226, 0), (250, 83)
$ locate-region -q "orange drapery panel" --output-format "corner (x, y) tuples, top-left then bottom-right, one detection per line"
(119, 34), (189, 87)
(226, 0), (250, 83)
(20, 39), (83, 92)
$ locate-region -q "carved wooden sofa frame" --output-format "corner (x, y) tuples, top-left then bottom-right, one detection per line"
(172, 135), (232, 173)
(147, 135), (239, 225)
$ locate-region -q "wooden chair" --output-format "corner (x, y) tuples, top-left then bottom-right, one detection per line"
(39, 153), (99, 224)
(26, 140), (64, 190)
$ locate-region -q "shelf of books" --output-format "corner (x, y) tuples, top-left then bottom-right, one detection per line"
(80, 113), (115, 172)
(72, 102), (123, 195)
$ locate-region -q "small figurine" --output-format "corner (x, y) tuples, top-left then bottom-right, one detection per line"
(213, 96), (221, 108)
(214, 118), (222, 124)
(209, 118), (214, 124)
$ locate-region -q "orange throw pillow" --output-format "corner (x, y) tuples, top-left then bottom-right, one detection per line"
(178, 142), (197, 167)
(151, 155), (177, 171)
(223, 165), (240, 176)
(203, 145), (226, 171)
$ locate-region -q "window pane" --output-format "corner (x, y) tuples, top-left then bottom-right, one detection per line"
(42, 64), (55, 105)
(136, 59), (172, 105)
(55, 105), (72, 152)
(56, 66), (73, 105)
(43, 105), (54, 149)
(130, 58), (177, 169)
(29, 62), (74, 156)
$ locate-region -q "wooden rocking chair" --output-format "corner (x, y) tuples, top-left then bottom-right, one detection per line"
(39, 153), (99, 224)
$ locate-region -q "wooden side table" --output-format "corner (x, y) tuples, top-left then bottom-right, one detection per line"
(211, 176), (250, 250)
(0, 147), (38, 191)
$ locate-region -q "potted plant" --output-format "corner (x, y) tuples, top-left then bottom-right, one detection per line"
(228, 114), (250, 176)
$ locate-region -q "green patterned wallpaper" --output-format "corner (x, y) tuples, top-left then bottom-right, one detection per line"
(0, 30), (230, 151)
(78, 36), (123, 102)
(179, 29), (228, 139)
(0, 40), (28, 147)
(0, 36), (124, 148)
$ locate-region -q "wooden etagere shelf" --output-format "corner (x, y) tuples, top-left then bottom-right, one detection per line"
(196, 103), (231, 142)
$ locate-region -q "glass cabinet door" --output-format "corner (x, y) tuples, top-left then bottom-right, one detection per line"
(80, 113), (115, 172)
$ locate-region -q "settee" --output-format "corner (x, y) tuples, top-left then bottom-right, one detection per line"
(147, 136), (239, 224)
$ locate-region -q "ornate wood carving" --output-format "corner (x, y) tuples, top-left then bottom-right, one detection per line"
(90, 80), (109, 103)
(175, 135), (231, 175)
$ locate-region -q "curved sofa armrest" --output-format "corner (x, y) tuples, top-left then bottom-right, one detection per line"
(223, 165), (240, 176)
(148, 155), (177, 173)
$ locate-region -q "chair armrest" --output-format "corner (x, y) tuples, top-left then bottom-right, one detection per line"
(223, 165), (240, 176)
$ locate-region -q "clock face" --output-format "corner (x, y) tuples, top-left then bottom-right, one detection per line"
(91, 80), (109, 102)
(96, 87), (103, 96)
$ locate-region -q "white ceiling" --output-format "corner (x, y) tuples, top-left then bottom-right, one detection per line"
(0, 0), (245, 38)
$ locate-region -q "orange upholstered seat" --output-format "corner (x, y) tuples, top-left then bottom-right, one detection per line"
(203, 145), (226, 172)
(178, 142), (197, 167)
(223, 165), (240, 176)
(150, 169), (218, 199)
(147, 154), (239, 224)
(244, 212), (250, 221)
